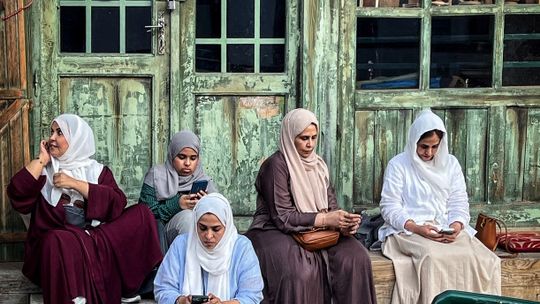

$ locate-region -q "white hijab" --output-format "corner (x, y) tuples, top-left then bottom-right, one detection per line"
(279, 108), (329, 212)
(405, 109), (451, 207)
(41, 114), (103, 207)
(182, 193), (238, 300)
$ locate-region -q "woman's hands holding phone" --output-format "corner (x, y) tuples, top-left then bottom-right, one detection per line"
(405, 220), (463, 243)
(317, 210), (361, 235)
(179, 190), (208, 210)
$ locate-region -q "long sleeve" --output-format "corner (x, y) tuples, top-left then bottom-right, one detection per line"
(380, 158), (413, 232)
(139, 183), (182, 223)
(256, 152), (317, 233)
(446, 156), (470, 227)
(231, 236), (264, 304)
(86, 166), (127, 222)
(154, 235), (187, 304)
(7, 167), (46, 214)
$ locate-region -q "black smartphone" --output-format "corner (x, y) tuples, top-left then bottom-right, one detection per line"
(439, 227), (455, 235)
(190, 180), (209, 194)
(191, 295), (209, 304)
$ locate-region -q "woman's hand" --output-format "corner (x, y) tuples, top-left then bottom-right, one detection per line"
(38, 140), (51, 166)
(207, 293), (222, 304)
(53, 172), (90, 198)
(53, 172), (77, 189)
(441, 221), (463, 243)
(179, 194), (199, 210)
(405, 220), (447, 242)
(324, 210), (361, 230)
(175, 295), (189, 304)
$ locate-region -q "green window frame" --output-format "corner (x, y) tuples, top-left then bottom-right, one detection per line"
(355, 1), (540, 90)
(195, 0), (287, 74)
(59, 0), (152, 54)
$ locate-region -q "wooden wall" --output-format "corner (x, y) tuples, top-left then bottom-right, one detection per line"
(0, 0), (31, 261)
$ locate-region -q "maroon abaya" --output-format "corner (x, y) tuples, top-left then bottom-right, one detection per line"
(7, 167), (162, 304)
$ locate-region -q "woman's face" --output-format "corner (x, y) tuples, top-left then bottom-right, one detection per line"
(48, 121), (69, 158)
(416, 132), (441, 162)
(197, 213), (225, 249)
(294, 124), (318, 158)
(173, 147), (199, 176)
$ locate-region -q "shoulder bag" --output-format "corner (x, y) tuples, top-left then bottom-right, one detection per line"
(475, 213), (517, 258)
(292, 228), (340, 252)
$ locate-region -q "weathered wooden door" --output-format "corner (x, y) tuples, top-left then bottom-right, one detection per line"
(173, 0), (298, 228)
(34, 0), (171, 202)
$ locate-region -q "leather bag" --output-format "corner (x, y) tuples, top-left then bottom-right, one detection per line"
(292, 228), (340, 252)
(475, 213), (517, 257)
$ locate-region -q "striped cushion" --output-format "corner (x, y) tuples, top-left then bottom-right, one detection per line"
(498, 231), (540, 252)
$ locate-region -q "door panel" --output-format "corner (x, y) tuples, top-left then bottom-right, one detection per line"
(196, 95), (283, 214)
(59, 77), (152, 200)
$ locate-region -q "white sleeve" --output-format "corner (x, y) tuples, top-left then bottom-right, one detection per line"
(380, 160), (412, 230)
(446, 157), (470, 226)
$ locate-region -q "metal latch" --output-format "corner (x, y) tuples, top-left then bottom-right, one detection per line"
(145, 12), (166, 55)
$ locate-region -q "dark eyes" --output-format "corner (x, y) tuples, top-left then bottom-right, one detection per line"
(300, 136), (317, 141)
(198, 225), (222, 232)
(178, 155), (198, 161)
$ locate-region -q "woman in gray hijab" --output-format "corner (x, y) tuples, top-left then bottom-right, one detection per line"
(139, 130), (218, 252)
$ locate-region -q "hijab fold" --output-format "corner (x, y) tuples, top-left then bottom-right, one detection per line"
(279, 109), (329, 213)
(41, 114), (103, 207)
(143, 130), (214, 200)
(405, 109), (451, 210)
(182, 193), (238, 300)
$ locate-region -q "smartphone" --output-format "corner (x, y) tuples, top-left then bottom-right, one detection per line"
(439, 227), (455, 235)
(191, 295), (209, 304)
(190, 180), (209, 194)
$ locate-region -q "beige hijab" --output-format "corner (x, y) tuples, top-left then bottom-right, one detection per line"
(279, 109), (329, 213)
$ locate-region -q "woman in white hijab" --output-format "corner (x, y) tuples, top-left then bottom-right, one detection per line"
(154, 193), (263, 304)
(7, 114), (162, 304)
(379, 109), (501, 304)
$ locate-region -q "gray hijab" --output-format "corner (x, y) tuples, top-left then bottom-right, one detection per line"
(143, 130), (215, 200)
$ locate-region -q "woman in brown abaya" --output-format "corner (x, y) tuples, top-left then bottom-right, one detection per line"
(245, 108), (377, 304)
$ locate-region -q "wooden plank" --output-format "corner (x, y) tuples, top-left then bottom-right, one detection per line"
(465, 108), (488, 202)
(16, 0), (27, 90)
(487, 106), (506, 203)
(504, 107), (528, 201)
(0, 232), (26, 243)
(5, 0), (21, 88)
(0, 2), (6, 89)
(354, 110), (375, 205)
(444, 109), (467, 170)
(523, 109), (540, 201)
(374, 110), (398, 206)
(0, 294), (27, 304)
(0, 89), (24, 99)
(0, 99), (23, 126)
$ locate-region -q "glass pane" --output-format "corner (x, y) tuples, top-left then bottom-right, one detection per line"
(196, 0), (221, 38)
(431, 16), (494, 88)
(196, 45), (221, 72)
(260, 44), (285, 73)
(503, 15), (540, 86)
(60, 6), (86, 53)
(260, 0), (286, 38)
(126, 7), (152, 53)
(91, 7), (120, 53)
(359, 0), (421, 8)
(356, 18), (421, 90)
(227, 45), (254, 72)
(227, 0), (254, 38)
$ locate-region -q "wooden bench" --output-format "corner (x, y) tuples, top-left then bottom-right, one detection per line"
(2, 251), (539, 304)
(369, 250), (540, 304)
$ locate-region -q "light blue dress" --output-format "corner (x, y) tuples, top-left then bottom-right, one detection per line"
(154, 234), (264, 304)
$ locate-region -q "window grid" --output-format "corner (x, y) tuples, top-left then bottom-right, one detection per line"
(60, 0), (152, 54)
(355, 2), (540, 89)
(196, 0), (286, 73)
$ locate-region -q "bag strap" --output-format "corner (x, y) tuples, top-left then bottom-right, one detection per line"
(495, 218), (518, 258)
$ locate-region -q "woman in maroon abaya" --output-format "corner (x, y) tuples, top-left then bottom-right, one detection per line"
(245, 108), (377, 304)
(7, 114), (162, 304)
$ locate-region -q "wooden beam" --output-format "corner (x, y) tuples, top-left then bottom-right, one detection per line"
(0, 232), (26, 243)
